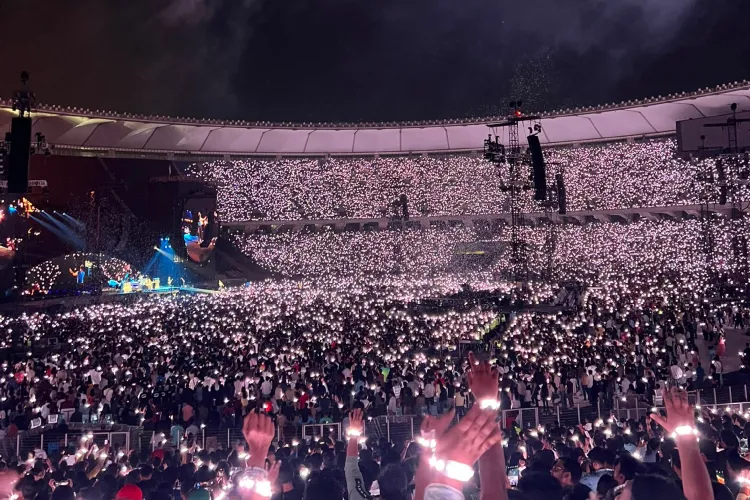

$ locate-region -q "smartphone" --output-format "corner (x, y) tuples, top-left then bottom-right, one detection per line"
(741, 439), (748, 456)
(507, 466), (520, 487)
(716, 470), (725, 485)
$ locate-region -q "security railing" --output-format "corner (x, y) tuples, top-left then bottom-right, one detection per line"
(8, 382), (750, 458)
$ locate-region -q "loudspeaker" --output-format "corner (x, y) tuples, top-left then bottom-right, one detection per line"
(527, 135), (546, 201)
(556, 173), (567, 215)
(720, 186), (728, 205)
(716, 158), (726, 183)
(7, 117), (32, 194)
(400, 194), (409, 220)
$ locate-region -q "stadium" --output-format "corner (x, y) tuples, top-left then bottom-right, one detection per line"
(1, 82), (749, 286)
(0, 77), (749, 500)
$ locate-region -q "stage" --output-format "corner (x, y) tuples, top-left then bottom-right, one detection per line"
(0, 284), (221, 313)
(101, 284), (220, 296)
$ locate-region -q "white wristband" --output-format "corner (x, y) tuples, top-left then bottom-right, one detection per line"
(347, 429), (362, 438)
(479, 399), (501, 410)
(238, 477), (272, 497)
(416, 436), (437, 449)
(429, 455), (475, 482)
(671, 425), (698, 438)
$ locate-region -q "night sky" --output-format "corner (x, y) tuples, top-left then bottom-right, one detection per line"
(0, 0), (748, 123)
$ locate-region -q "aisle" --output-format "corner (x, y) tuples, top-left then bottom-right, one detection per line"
(695, 327), (747, 374)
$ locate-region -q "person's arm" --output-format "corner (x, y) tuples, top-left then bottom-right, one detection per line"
(344, 409), (368, 500)
(675, 435), (713, 500)
(645, 416), (655, 439)
(346, 408), (362, 458)
(426, 405), (502, 500)
(650, 387), (712, 500)
(239, 412), (276, 500)
(86, 447), (109, 480)
(466, 352), (509, 500)
(478, 443), (508, 500)
(415, 410), (455, 500)
(415, 451), (436, 500)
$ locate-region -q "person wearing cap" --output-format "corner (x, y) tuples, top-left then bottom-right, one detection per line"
(115, 484), (143, 500)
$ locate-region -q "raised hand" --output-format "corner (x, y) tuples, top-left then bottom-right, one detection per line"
(266, 461), (281, 484)
(650, 386), (694, 435)
(467, 352), (499, 401)
(242, 412), (275, 468)
(420, 408), (456, 443)
(348, 408), (364, 436)
(435, 405), (502, 466)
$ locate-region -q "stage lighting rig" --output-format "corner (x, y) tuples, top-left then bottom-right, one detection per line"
(703, 103), (750, 154)
(30, 132), (50, 156)
(11, 71), (36, 118)
(485, 99), (543, 282)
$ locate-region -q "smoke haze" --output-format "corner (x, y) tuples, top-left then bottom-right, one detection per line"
(0, 0), (745, 122)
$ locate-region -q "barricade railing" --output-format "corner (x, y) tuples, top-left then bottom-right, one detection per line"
(364, 416), (416, 444)
(500, 408), (539, 430)
(9, 426), (135, 459)
(10, 382), (750, 457)
(198, 428), (245, 451)
(301, 423), (342, 444)
(695, 385), (750, 406)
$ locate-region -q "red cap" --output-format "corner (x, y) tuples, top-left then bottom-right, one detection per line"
(116, 484), (143, 500)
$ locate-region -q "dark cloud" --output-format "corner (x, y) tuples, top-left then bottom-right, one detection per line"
(0, 0), (746, 122)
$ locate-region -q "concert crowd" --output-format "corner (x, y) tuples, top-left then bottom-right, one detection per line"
(0, 264), (744, 500)
(231, 219), (742, 280)
(4, 138), (750, 500)
(188, 139), (712, 222)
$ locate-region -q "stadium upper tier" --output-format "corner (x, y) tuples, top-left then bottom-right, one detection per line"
(1, 82), (749, 157)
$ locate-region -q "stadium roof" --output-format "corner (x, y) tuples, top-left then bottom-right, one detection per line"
(1, 81), (749, 158)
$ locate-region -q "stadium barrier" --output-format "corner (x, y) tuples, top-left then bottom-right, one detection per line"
(5, 383), (750, 457)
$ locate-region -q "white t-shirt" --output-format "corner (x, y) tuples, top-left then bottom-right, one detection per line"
(620, 378), (630, 393)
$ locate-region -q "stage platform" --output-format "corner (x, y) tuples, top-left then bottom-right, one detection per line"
(0, 285), (220, 313)
(101, 284), (220, 297)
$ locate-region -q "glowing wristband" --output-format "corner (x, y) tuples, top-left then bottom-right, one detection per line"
(670, 425), (698, 438)
(238, 477), (272, 497)
(479, 399), (501, 410)
(416, 436), (437, 449)
(429, 455), (475, 482)
(347, 429), (362, 438)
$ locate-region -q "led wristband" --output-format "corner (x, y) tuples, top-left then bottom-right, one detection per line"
(415, 436), (437, 449)
(479, 399), (501, 410)
(670, 425), (699, 438)
(237, 468), (272, 498)
(429, 455), (475, 482)
(238, 477), (273, 497)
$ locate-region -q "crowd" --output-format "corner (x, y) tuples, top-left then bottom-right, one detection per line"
(0, 268), (742, 433)
(0, 347), (742, 500)
(185, 139), (742, 223)
(4, 132), (750, 499)
(0, 270), (742, 432)
(231, 219), (748, 286)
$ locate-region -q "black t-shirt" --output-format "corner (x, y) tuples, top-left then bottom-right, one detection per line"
(277, 479), (305, 500)
(319, 396), (331, 412)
